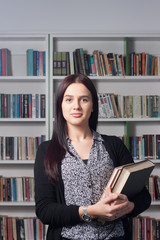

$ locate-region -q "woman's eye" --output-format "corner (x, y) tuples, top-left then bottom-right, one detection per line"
(66, 98), (72, 102)
(81, 98), (88, 102)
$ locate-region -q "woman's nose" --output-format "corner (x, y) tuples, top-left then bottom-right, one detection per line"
(73, 100), (81, 110)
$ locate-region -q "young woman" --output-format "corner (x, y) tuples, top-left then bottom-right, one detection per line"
(34, 74), (151, 240)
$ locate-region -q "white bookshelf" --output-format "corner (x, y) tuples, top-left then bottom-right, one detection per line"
(50, 33), (160, 221)
(0, 33), (49, 218)
(0, 32), (160, 230)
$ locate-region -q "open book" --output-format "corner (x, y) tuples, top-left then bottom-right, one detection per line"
(105, 160), (155, 199)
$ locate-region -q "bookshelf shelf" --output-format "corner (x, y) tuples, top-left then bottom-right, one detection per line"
(0, 160), (34, 165)
(0, 202), (35, 207)
(134, 160), (160, 165)
(52, 75), (160, 82)
(98, 118), (160, 122)
(0, 118), (46, 122)
(0, 76), (46, 81)
(52, 117), (160, 123)
(151, 201), (160, 206)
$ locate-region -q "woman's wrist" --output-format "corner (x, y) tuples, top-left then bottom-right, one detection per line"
(79, 205), (96, 220)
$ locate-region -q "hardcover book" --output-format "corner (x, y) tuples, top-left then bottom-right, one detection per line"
(105, 160), (155, 199)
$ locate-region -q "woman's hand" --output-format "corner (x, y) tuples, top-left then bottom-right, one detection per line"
(80, 187), (135, 222)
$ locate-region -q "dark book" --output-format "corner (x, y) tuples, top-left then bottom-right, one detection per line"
(73, 51), (78, 74)
(23, 94), (29, 118)
(75, 48), (84, 74)
(107, 53), (117, 76)
(66, 52), (70, 75)
(5, 49), (12, 76)
(61, 52), (67, 76)
(53, 52), (58, 76)
(57, 52), (62, 75)
(105, 160), (155, 199)
(33, 51), (37, 76)
(40, 94), (46, 118)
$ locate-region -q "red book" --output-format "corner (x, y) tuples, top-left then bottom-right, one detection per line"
(4, 94), (7, 118)
(25, 177), (30, 201)
(146, 217), (151, 240)
(141, 52), (146, 76)
(5, 137), (10, 160)
(7, 218), (13, 240)
(39, 51), (43, 76)
(134, 53), (137, 76)
(39, 219), (42, 240)
(156, 220), (160, 240)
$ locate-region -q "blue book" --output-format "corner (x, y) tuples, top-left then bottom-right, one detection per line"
(27, 49), (34, 76)
(36, 51), (39, 76)
(12, 178), (17, 201)
(133, 136), (137, 160)
(17, 94), (19, 118)
(43, 51), (46, 76)
(130, 52), (135, 76)
(12, 94), (16, 118)
(35, 94), (39, 118)
(148, 54), (152, 76)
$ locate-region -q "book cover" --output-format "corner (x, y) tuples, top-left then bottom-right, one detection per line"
(38, 51), (44, 76)
(27, 49), (34, 76)
(61, 52), (67, 76)
(106, 160), (155, 199)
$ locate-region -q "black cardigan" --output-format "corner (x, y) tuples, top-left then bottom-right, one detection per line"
(34, 135), (151, 240)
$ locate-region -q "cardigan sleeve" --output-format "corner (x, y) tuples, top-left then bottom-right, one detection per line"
(102, 135), (151, 218)
(34, 141), (81, 228)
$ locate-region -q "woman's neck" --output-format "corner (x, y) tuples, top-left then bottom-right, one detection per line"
(67, 126), (93, 143)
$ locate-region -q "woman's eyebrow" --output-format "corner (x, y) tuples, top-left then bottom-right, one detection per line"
(64, 95), (90, 98)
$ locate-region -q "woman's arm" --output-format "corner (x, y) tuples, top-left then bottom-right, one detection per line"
(34, 141), (81, 228)
(113, 136), (151, 217)
(103, 135), (151, 218)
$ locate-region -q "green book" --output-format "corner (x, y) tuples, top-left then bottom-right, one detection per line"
(57, 52), (62, 76)
(53, 52), (58, 76)
(61, 52), (67, 76)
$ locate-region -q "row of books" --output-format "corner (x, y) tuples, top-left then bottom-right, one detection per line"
(53, 49), (126, 77)
(121, 135), (160, 160)
(53, 49), (160, 77)
(0, 216), (46, 240)
(129, 52), (159, 76)
(132, 216), (160, 240)
(0, 93), (46, 118)
(0, 176), (34, 202)
(98, 93), (160, 118)
(27, 49), (46, 76)
(0, 135), (45, 160)
(0, 48), (12, 76)
(148, 175), (160, 201)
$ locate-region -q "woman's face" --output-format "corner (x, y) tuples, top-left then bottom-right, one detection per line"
(61, 83), (93, 128)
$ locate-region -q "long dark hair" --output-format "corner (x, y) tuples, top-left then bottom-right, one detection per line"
(45, 74), (98, 183)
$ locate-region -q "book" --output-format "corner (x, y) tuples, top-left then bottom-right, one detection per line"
(27, 49), (34, 76)
(105, 160), (155, 199)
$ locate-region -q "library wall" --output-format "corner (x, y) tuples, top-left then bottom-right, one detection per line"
(0, 0), (160, 33)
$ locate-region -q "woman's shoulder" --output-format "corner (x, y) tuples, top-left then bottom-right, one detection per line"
(101, 134), (121, 143)
(37, 140), (51, 153)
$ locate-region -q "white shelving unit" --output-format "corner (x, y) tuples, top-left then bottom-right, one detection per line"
(50, 33), (160, 220)
(0, 33), (49, 218)
(0, 32), (160, 229)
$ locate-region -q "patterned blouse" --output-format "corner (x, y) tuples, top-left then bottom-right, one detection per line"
(61, 131), (124, 240)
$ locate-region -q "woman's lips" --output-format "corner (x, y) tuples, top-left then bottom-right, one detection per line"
(71, 113), (82, 117)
